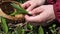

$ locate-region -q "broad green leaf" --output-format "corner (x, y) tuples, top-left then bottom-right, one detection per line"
(11, 3), (21, 10)
(1, 17), (8, 34)
(10, 11), (17, 16)
(11, 3), (28, 15)
(38, 26), (44, 34)
(10, 10), (24, 16)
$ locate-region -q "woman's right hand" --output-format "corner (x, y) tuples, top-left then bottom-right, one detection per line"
(22, 0), (45, 11)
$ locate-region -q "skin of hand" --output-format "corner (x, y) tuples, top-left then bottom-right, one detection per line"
(25, 5), (55, 24)
(22, 0), (45, 11)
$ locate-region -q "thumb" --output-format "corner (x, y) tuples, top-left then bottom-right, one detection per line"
(25, 15), (40, 22)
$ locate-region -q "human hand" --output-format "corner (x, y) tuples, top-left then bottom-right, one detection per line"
(25, 5), (55, 24)
(22, 0), (45, 11)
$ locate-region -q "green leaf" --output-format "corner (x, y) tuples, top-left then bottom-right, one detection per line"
(10, 3), (28, 15)
(26, 23), (33, 30)
(20, 28), (25, 34)
(10, 10), (25, 16)
(10, 11), (17, 16)
(11, 3), (21, 10)
(16, 26), (25, 34)
(52, 24), (56, 28)
(1, 17), (8, 34)
(12, 32), (14, 34)
(38, 26), (44, 34)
